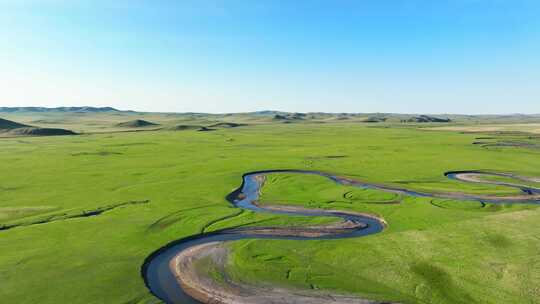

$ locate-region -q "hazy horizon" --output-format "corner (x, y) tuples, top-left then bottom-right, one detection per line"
(2, 105), (540, 116)
(2, 1), (539, 114)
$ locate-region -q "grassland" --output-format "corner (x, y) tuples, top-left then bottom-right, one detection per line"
(1, 113), (540, 303)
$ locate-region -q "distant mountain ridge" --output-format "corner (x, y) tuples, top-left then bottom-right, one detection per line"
(0, 106), (120, 113)
(0, 107), (538, 119)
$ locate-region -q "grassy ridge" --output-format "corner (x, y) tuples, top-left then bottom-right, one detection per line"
(0, 123), (539, 303)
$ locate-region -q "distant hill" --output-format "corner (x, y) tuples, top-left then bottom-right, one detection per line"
(116, 119), (159, 128)
(363, 116), (388, 123)
(2, 107), (539, 127)
(0, 106), (120, 113)
(405, 115), (451, 123)
(198, 126), (216, 132)
(250, 110), (282, 115)
(0, 117), (77, 136)
(273, 113), (306, 122)
(0, 118), (30, 129)
(208, 122), (247, 128)
(6, 127), (78, 136)
(170, 125), (202, 131)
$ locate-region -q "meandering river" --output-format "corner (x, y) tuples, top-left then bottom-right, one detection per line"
(142, 170), (540, 304)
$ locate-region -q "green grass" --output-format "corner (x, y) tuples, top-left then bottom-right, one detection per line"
(260, 173), (401, 207)
(0, 122), (539, 303)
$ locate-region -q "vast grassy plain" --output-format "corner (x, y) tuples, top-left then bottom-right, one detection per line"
(1, 113), (540, 303)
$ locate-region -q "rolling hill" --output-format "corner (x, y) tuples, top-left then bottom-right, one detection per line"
(0, 117), (77, 137)
(116, 119), (160, 128)
(0, 118), (30, 129)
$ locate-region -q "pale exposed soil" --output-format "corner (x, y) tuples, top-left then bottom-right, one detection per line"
(224, 219), (366, 238)
(172, 242), (394, 304)
(429, 123), (540, 134)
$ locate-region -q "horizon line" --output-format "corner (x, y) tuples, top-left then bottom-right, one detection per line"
(1, 105), (539, 117)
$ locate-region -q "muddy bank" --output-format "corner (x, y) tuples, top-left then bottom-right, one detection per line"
(252, 202), (388, 228)
(172, 242), (387, 304)
(445, 171), (540, 200)
(449, 171), (540, 185)
(223, 219), (366, 238)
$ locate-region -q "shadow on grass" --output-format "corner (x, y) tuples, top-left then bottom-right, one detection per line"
(412, 262), (475, 303)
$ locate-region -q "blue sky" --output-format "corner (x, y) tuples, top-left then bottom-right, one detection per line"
(1, 1), (539, 113)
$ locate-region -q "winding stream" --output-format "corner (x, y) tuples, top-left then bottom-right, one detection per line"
(142, 170), (540, 304)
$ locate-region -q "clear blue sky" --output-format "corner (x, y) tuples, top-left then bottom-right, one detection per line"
(1, 1), (539, 114)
